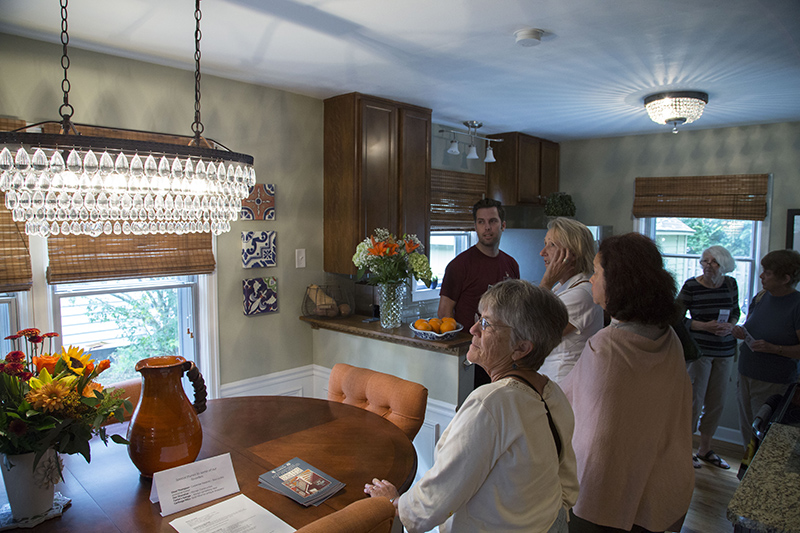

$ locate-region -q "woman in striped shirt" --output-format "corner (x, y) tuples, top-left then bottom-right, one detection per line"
(677, 245), (740, 469)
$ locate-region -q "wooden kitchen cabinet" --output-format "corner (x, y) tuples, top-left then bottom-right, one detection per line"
(485, 131), (559, 205)
(324, 92), (431, 275)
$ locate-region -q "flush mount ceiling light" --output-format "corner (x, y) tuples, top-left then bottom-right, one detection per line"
(514, 28), (544, 47)
(439, 121), (502, 163)
(644, 91), (709, 134)
(0, 0), (255, 238)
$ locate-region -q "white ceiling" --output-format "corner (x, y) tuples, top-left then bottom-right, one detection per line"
(1, 0), (799, 142)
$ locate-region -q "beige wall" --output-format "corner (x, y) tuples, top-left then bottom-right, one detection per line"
(0, 33), (325, 386)
(560, 121), (800, 250)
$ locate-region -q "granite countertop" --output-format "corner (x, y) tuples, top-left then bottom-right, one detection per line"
(727, 423), (800, 532)
(299, 314), (472, 356)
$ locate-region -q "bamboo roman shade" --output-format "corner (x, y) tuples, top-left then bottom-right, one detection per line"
(430, 169), (486, 231)
(0, 193), (33, 292)
(632, 174), (769, 221)
(47, 232), (215, 284)
(0, 119), (33, 291)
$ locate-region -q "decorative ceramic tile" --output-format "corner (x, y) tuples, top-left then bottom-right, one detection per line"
(243, 277), (278, 316)
(241, 184), (275, 220)
(242, 231), (277, 268)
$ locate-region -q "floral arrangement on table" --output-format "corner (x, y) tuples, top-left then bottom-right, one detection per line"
(352, 228), (436, 287)
(0, 328), (131, 470)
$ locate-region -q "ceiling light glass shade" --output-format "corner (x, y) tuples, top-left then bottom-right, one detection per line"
(466, 144), (479, 160)
(0, 134), (255, 238)
(484, 145), (496, 163)
(447, 139), (460, 155)
(644, 91), (709, 126)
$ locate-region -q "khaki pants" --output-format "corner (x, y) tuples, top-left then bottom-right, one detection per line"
(736, 374), (791, 449)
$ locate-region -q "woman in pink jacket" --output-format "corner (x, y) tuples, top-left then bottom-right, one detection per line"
(562, 233), (694, 533)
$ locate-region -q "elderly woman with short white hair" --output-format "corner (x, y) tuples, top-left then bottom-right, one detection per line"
(365, 279), (579, 533)
(677, 245), (740, 470)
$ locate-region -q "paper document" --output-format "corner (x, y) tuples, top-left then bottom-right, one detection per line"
(169, 494), (294, 533)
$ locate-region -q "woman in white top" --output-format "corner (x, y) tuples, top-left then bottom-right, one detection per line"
(364, 279), (579, 533)
(538, 217), (604, 382)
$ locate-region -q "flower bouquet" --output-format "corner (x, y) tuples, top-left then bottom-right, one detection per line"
(352, 228), (435, 287)
(0, 328), (131, 471)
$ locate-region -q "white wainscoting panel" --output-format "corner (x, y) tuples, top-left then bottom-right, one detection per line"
(219, 364), (315, 398)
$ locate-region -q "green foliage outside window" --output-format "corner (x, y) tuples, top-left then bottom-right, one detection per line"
(78, 289), (180, 385)
(682, 218), (753, 257)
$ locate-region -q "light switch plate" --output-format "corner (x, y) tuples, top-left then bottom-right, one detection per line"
(295, 248), (306, 268)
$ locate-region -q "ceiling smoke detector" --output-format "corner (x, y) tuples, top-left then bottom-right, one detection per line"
(514, 28), (544, 47)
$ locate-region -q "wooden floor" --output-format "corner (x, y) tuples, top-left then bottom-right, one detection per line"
(681, 438), (743, 533)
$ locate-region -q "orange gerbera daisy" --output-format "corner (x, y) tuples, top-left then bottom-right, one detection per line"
(26, 380), (71, 412)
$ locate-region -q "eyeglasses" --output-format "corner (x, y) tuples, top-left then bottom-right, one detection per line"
(474, 313), (512, 332)
(699, 259), (720, 267)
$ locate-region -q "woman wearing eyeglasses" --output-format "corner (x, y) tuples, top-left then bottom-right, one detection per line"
(562, 233), (693, 533)
(365, 279), (578, 533)
(676, 246), (739, 470)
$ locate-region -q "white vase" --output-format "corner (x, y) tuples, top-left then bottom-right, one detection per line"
(1, 449), (59, 521)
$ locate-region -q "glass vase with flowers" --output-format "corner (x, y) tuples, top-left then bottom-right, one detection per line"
(352, 228), (436, 328)
(0, 328), (130, 520)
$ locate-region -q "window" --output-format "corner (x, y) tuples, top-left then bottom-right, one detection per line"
(642, 217), (763, 321)
(52, 276), (198, 386)
(411, 231), (475, 301)
(0, 293), (20, 355)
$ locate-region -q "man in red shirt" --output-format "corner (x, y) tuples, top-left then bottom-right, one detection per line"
(438, 198), (520, 387)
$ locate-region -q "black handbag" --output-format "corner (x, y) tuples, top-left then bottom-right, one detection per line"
(672, 311), (702, 362)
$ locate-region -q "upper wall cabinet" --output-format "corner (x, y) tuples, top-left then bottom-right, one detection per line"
(485, 131), (559, 206)
(324, 93), (431, 275)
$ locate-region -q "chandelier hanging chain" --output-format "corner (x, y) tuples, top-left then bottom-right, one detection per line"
(58, 0), (76, 135)
(191, 0), (205, 143)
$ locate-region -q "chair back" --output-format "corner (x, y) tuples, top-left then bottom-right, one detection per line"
(294, 497), (395, 533)
(328, 363), (427, 440)
(102, 377), (142, 425)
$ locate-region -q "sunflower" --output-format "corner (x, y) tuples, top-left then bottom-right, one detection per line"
(60, 345), (93, 376)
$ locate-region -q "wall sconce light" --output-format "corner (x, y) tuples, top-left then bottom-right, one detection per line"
(439, 121), (502, 163)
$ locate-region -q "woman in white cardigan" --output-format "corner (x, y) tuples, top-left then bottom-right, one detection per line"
(365, 280), (579, 533)
(562, 233), (694, 533)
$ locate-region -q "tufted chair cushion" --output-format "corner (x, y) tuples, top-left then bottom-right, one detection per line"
(294, 497), (395, 533)
(328, 363), (428, 440)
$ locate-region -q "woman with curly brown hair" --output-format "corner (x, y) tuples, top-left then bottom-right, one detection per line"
(562, 233), (694, 533)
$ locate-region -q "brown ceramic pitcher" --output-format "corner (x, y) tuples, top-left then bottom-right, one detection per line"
(126, 356), (207, 478)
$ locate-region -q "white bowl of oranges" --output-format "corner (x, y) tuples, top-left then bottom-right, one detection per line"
(410, 317), (463, 341)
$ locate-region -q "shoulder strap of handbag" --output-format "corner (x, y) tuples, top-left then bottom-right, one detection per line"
(507, 374), (562, 458)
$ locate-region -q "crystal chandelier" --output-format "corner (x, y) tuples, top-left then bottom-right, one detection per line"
(0, 0), (255, 238)
(644, 91), (709, 134)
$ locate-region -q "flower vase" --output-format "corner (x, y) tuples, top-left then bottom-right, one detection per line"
(1, 449), (59, 521)
(378, 282), (405, 329)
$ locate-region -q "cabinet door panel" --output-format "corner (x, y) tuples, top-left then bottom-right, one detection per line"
(540, 140), (560, 199)
(398, 107), (431, 255)
(517, 135), (542, 203)
(361, 100), (398, 237)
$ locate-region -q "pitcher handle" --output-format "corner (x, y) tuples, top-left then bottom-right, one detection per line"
(182, 361), (208, 414)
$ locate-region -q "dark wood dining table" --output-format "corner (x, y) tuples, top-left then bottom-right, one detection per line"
(0, 396), (417, 532)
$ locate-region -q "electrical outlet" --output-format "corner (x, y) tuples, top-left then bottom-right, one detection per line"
(295, 248), (306, 268)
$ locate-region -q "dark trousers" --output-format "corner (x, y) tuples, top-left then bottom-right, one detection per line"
(568, 510), (664, 533)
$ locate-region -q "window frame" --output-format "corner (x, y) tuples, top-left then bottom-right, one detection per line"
(636, 216), (769, 315)
(18, 234), (220, 398)
(411, 230), (475, 302)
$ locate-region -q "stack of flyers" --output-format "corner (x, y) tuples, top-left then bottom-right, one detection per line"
(259, 458), (345, 507)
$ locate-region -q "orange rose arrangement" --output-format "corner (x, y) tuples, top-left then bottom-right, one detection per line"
(0, 328), (131, 469)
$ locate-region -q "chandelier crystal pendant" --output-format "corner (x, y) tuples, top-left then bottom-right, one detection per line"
(644, 91), (709, 134)
(0, 0), (255, 238)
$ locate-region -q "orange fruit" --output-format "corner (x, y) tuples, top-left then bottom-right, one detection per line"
(441, 317), (457, 326)
(439, 321), (457, 333)
(414, 319), (432, 331)
(428, 318), (442, 334)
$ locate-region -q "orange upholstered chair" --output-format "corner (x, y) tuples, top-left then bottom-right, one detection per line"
(328, 363), (428, 441)
(294, 497), (395, 533)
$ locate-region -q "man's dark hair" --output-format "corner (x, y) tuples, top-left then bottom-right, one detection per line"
(472, 198), (505, 223)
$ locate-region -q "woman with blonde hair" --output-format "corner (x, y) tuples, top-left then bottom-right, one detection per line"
(538, 217), (604, 382)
